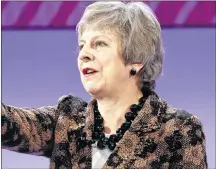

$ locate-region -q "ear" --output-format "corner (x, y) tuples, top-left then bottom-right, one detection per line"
(131, 63), (144, 73)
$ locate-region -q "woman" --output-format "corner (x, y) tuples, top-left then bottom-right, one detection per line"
(1, 1), (207, 169)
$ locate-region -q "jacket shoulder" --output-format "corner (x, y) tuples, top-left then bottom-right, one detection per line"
(156, 102), (207, 168)
(164, 103), (204, 128)
(57, 94), (88, 115)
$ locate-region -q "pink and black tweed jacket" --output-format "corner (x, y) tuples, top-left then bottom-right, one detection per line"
(1, 94), (208, 169)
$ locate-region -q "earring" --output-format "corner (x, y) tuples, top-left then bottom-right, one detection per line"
(130, 68), (136, 76)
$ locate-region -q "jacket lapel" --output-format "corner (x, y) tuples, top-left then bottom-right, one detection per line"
(83, 99), (95, 141)
(102, 94), (162, 168)
(77, 99), (95, 169)
(79, 94), (164, 168)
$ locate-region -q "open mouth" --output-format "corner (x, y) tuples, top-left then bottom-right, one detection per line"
(82, 68), (98, 76)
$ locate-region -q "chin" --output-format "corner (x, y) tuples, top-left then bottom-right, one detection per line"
(84, 83), (105, 98)
(86, 87), (99, 95)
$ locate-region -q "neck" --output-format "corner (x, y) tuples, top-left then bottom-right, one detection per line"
(95, 85), (143, 134)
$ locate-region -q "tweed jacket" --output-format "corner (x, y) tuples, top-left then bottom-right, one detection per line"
(2, 94), (208, 169)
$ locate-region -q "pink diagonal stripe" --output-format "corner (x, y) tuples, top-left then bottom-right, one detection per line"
(2, 1), (28, 26)
(185, 2), (216, 25)
(154, 1), (186, 26)
(50, 1), (79, 27)
(14, 1), (42, 27)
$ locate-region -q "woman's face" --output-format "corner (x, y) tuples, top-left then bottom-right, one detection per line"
(77, 28), (130, 97)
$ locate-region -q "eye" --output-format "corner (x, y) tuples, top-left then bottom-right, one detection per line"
(78, 44), (84, 51)
(95, 41), (107, 47)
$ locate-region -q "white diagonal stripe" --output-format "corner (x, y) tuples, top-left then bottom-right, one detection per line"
(2, 2), (28, 26)
(30, 1), (63, 26)
(212, 15), (216, 24)
(174, 1), (198, 24)
(66, 1), (92, 26)
(147, 1), (161, 12)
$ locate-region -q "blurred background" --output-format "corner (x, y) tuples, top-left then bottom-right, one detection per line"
(2, 1), (215, 168)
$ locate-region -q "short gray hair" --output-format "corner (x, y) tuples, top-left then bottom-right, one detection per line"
(76, 1), (164, 90)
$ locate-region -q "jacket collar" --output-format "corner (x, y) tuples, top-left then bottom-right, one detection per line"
(81, 93), (168, 168)
(83, 93), (164, 143)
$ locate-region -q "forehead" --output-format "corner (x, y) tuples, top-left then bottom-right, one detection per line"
(79, 26), (120, 43)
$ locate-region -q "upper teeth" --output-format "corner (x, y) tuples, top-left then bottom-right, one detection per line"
(87, 70), (94, 74)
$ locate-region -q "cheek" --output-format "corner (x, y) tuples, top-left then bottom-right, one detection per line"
(98, 53), (115, 69)
(77, 60), (83, 74)
(77, 59), (81, 69)
(103, 59), (125, 75)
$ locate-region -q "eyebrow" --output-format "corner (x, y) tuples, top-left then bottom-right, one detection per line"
(79, 35), (112, 44)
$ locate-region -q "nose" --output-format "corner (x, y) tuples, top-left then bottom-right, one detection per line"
(79, 53), (93, 62)
(78, 44), (94, 62)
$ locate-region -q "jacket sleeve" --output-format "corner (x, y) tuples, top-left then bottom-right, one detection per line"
(180, 115), (208, 169)
(1, 103), (58, 157)
(162, 113), (208, 169)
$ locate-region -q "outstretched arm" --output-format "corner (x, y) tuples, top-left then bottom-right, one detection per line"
(1, 103), (58, 157)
